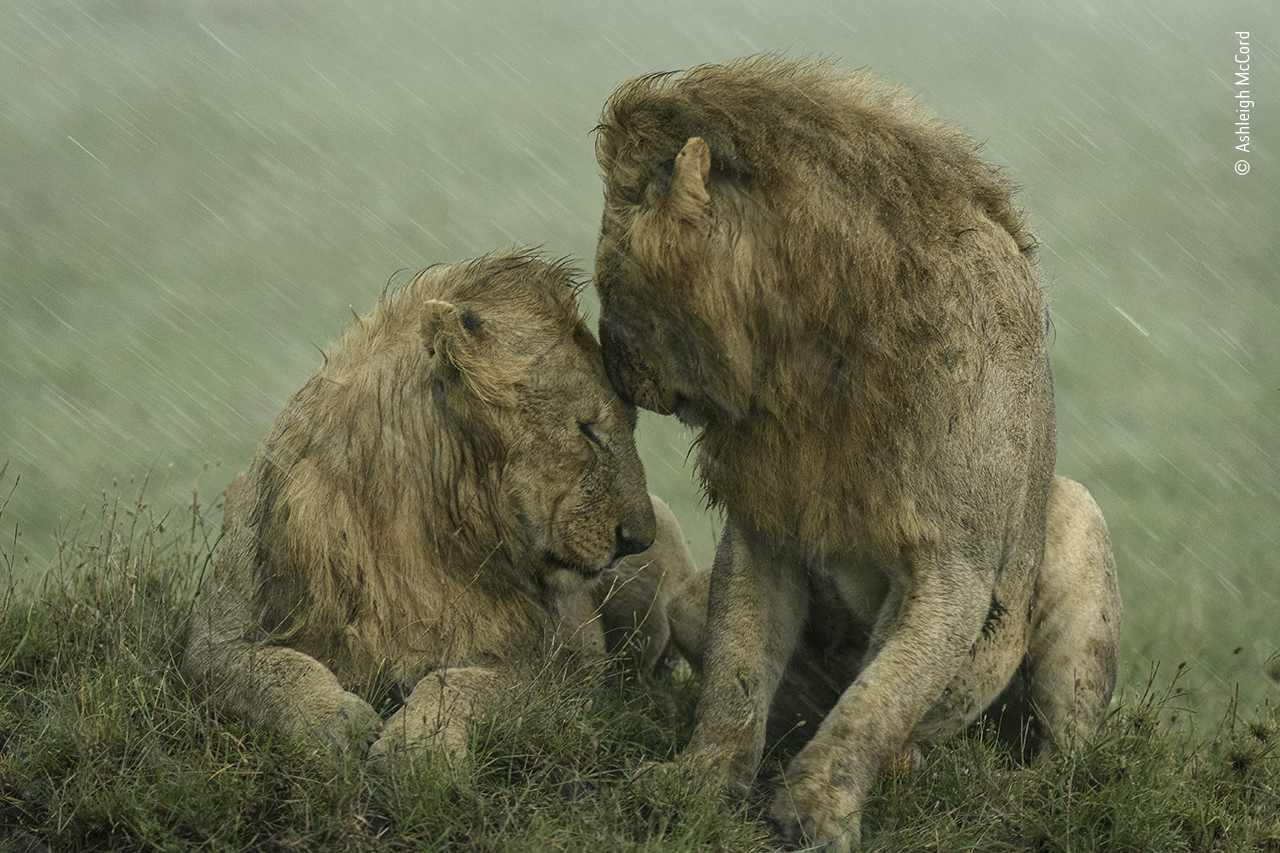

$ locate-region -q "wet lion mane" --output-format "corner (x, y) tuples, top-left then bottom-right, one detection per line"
(245, 251), (585, 657)
(595, 56), (1047, 552)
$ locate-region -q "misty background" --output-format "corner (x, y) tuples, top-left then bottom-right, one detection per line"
(2, 0), (1276, 718)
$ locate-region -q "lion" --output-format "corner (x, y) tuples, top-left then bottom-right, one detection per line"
(183, 250), (704, 766)
(593, 56), (1122, 850)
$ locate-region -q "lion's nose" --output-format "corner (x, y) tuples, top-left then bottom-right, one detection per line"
(614, 519), (655, 559)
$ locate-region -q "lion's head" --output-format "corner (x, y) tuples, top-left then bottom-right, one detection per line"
(409, 252), (657, 587)
(253, 251), (656, 625)
(592, 124), (755, 429)
(592, 57), (1039, 434)
(187, 251), (704, 754)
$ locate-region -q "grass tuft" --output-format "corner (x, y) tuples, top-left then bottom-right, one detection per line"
(1, 473), (1277, 851)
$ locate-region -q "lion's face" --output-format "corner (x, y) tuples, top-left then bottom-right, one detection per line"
(418, 254), (656, 588)
(595, 136), (752, 429)
(500, 324), (657, 587)
(593, 257), (697, 419)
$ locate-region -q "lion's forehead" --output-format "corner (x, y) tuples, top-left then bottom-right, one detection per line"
(518, 369), (620, 426)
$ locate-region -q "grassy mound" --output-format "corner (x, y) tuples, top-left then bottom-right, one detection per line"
(1, 474), (1276, 851)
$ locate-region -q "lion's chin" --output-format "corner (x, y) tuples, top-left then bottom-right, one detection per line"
(542, 563), (604, 600)
(542, 553), (607, 590)
(627, 383), (677, 419)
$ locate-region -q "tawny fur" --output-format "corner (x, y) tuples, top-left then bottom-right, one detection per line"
(593, 56), (1122, 851)
(183, 250), (703, 765)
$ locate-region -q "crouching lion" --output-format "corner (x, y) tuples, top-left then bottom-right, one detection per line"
(183, 250), (703, 766)
(593, 57), (1122, 850)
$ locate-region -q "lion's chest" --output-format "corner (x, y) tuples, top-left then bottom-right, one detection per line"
(699, 428), (929, 560)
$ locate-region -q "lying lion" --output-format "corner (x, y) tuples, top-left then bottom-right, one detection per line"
(184, 250), (703, 765)
(593, 56), (1122, 850)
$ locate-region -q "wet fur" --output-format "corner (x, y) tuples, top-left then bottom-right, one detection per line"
(593, 57), (1122, 850)
(184, 250), (702, 764)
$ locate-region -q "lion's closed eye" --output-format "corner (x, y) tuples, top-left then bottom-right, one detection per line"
(578, 421), (604, 449)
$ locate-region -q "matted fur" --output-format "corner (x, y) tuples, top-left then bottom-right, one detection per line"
(184, 250), (703, 763)
(594, 57), (1121, 851)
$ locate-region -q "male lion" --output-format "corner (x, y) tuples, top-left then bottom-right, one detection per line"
(593, 57), (1122, 850)
(184, 250), (702, 765)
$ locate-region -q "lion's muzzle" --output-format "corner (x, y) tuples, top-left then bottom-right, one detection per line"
(615, 516), (655, 561)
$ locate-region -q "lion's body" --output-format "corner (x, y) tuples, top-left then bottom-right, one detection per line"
(755, 475), (1121, 753)
(593, 57), (1121, 850)
(184, 251), (701, 763)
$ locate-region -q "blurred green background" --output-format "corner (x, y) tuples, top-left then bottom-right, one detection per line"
(2, 0), (1276, 718)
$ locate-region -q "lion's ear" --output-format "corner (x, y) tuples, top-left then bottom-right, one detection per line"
(420, 299), (517, 406)
(661, 137), (711, 222)
(421, 298), (463, 362)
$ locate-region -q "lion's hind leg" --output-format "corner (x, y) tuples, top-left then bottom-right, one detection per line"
(1014, 476), (1122, 754)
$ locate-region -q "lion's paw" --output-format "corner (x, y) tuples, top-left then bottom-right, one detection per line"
(769, 771), (862, 853)
(364, 729), (397, 769)
(309, 692), (383, 758)
(367, 704), (471, 774)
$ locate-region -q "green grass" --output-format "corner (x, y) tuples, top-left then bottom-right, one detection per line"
(2, 0), (1277, 778)
(2, 474), (1278, 852)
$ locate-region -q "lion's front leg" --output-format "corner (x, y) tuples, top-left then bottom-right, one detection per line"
(184, 589), (383, 756)
(770, 563), (992, 853)
(369, 666), (508, 770)
(680, 519), (808, 797)
(185, 636), (383, 755)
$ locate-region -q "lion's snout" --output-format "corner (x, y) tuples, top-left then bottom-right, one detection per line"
(598, 318), (641, 405)
(599, 324), (678, 417)
(614, 512), (656, 561)
(544, 492), (655, 576)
